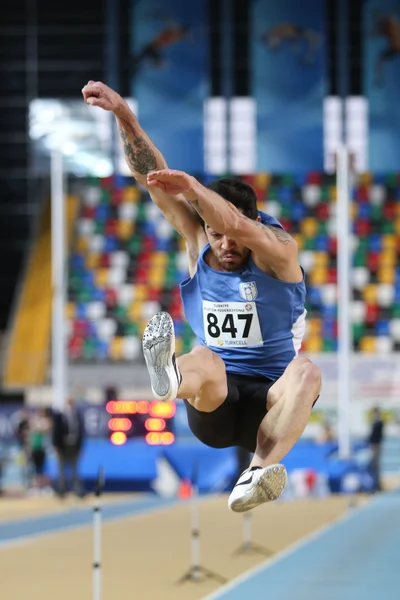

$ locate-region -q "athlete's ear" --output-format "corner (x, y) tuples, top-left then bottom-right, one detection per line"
(256, 216), (261, 222)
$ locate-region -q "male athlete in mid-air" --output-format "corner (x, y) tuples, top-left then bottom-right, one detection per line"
(82, 81), (322, 513)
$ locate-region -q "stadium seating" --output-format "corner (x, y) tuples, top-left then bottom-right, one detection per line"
(67, 173), (400, 361)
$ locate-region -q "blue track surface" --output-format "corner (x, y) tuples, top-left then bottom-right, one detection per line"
(0, 496), (175, 545)
(206, 491), (400, 600)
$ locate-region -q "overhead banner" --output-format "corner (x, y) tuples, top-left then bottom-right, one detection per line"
(251, 0), (326, 172)
(363, 1), (400, 170)
(132, 1), (208, 173)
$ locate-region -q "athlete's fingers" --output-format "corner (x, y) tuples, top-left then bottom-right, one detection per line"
(146, 179), (166, 189)
(147, 170), (187, 184)
(82, 87), (101, 102)
(82, 82), (105, 99)
(85, 96), (108, 108)
(147, 169), (172, 180)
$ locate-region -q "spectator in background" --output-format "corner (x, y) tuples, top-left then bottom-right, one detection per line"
(368, 407), (385, 493)
(317, 420), (335, 445)
(52, 398), (85, 498)
(29, 408), (52, 493)
(15, 408), (31, 489)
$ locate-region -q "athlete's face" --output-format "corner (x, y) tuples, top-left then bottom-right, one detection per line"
(205, 226), (250, 272)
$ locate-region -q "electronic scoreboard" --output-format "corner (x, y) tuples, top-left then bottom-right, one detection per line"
(106, 399), (176, 446)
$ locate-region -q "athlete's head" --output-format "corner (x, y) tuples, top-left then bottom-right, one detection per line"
(203, 178), (259, 272)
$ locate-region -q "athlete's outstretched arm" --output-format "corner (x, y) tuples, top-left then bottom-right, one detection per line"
(81, 81), (202, 244)
(147, 169), (302, 279)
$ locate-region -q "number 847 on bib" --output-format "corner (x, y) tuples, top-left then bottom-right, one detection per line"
(202, 300), (263, 348)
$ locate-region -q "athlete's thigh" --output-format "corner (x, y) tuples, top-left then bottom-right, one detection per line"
(182, 373), (241, 449)
(236, 377), (273, 453)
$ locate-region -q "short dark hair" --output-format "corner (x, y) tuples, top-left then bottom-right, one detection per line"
(205, 177), (258, 221)
(194, 177), (259, 229)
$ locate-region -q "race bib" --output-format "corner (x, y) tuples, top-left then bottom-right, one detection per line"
(202, 300), (263, 348)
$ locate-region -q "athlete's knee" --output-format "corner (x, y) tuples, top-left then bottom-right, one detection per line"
(295, 358), (321, 395)
(188, 346), (225, 378)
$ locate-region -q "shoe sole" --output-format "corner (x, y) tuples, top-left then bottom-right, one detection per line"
(142, 312), (179, 402)
(230, 464), (287, 513)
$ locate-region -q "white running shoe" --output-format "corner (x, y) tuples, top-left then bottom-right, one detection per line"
(142, 311), (182, 402)
(228, 464), (287, 513)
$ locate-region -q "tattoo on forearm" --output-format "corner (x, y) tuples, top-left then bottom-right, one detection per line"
(119, 129), (157, 175)
(265, 224), (292, 244)
(191, 199), (204, 217)
(255, 222), (292, 245)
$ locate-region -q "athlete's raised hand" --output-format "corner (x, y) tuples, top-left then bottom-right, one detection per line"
(81, 80), (123, 112)
(147, 169), (196, 197)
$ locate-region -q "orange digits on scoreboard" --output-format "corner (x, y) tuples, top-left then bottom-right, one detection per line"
(107, 399), (176, 445)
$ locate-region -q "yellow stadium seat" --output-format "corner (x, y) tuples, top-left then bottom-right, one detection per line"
(308, 267), (327, 286)
(254, 173), (271, 189)
(382, 234), (396, 251)
(300, 217), (318, 238)
(360, 336), (376, 353)
(377, 266), (395, 285)
(380, 249), (396, 267)
(128, 301), (143, 321)
(359, 173), (372, 186)
(292, 233), (304, 250)
(148, 273), (166, 289)
(175, 337), (183, 356)
(138, 320), (148, 337)
(362, 283), (377, 304)
(76, 236), (89, 254)
(110, 337), (123, 360)
(65, 302), (76, 320)
(151, 252), (168, 267)
(149, 265), (166, 279)
(329, 185), (337, 201)
(122, 186), (140, 203)
(306, 336), (323, 352)
(307, 318), (322, 336)
(394, 219), (400, 235)
(117, 220), (134, 240)
(149, 279), (165, 292)
(86, 253), (99, 270)
(313, 252), (329, 268)
(134, 284), (148, 302)
(95, 268), (108, 288)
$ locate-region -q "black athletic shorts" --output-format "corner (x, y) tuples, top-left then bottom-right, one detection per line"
(183, 373), (274, 453)
(183, 372), (320, 454)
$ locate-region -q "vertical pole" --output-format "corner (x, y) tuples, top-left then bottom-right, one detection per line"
(106, 0), (119, 174)
(336, 144), (351, 459)
(337, 0), (348, 143)
(336, 0), (351, 459)
(221, 0), (232, 173)
(51, 150), (66, 413)
(93, 467), (104, 600)
(242, 513), (252, 553)
(93, 498), (101, 600)
(26, 0), (39, 230)
(190, 482), (200, 580)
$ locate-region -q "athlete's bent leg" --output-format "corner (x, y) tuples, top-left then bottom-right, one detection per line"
(143, 311), (227, 407)
(228, 356), (321, 513)
(177, 346), (227, 411)
(251, 356), (321, 467)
